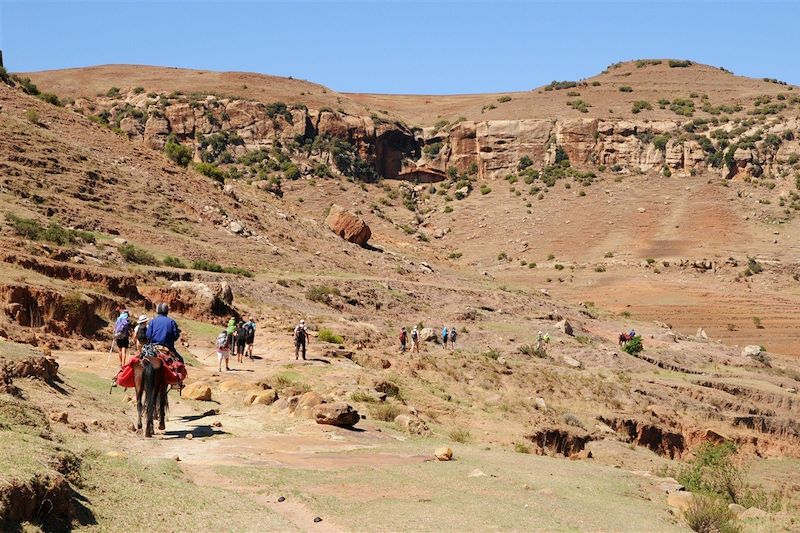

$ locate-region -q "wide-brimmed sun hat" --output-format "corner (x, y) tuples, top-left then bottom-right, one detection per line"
(137, 315), (148, 324)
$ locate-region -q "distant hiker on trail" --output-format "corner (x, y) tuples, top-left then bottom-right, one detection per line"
(113, 309), (132, 367)
(399, 327), (408, 352)
(441, 326), (449, 348)
(146, 303), (183, 363)
(132, 315), (149, 353)
(226, 317), (237, 352)
(235, 320), (248, 363)
(216, 329), (231, 372)
(449, 326), (457, 349)
(243, 317), (256, 360)
(411, 326), (420, 353)
(535, 331), (550, 355)
(294, 320), (310, 360)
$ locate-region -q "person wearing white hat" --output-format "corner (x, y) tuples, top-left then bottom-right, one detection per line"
(293, 319), (309, 360)
(132, 315), (149, 353)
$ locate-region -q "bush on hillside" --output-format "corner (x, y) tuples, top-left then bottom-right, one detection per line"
(162, 256), (186, 269)
(25, 109), (39, 124)
(306, 285), (340, 303)
(683, 495), (739, 533)
(632, 100), (652, 114)
(318, 328), (344, 344)
(118, 244), (159, 265)
(164, 139), (192, 167)
(668, 60), (692, 68)
(618, 86), (633, 93)
(191, 259), (223, 273)
(194, 162), (225, 182)
(622, 335), (643, 355)
(5, 214), (94, 245)
(37, 92), (61, 106)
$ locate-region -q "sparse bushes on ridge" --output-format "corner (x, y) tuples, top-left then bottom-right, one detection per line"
(670, 98), (696, 117)
(5, 213), (95, 246)
(567, 99), (591, 113)
(191, 259), (253, 277)
(668, 60), (692, 68)
(544, 80), (578, 91)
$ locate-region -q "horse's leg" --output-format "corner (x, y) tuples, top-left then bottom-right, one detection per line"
(158, 375), (167, 431)
(135, 366), (143, 432)
(143, 362), (156, 437)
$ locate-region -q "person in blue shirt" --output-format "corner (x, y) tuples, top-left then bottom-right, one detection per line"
(441, 326), (448, 349)
(146, 303), (183, 362)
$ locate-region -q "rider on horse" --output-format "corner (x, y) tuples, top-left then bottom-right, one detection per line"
(146, 303), (184, 363)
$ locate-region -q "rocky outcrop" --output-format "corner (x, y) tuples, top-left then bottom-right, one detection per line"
(75, 89), (800, 184)
(312, 402), (360, 427)
(139, 281), (236, 321)
(325, 204), (371, 246)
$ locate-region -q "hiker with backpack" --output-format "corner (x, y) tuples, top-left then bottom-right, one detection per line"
(235, 320), (248, 363)
(243, 317), (256, 360)
(410, 326), (420, 353)
(215, 329), (231, 372)
(399, 327), (408, 352)
(132, 315), (149, 354)
(441, 326), (449, 349)
(226, 317), (237, 353)
(113, 309), (132, 367)
(449, 326), (457, 349)
(294, 319), (310, 360)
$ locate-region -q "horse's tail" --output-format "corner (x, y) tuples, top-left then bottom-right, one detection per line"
(143, 360), (157, 422)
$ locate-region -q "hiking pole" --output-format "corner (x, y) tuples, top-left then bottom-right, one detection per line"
(106, 340), (115, 367)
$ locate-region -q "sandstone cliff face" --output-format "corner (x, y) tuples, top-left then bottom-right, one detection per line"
(76, 91), (800, 183)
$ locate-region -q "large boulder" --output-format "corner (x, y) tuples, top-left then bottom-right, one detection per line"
(312, 402), (360, 427)
(434, 446), (453, 461)
(245, 390), (278, 406)
(742, 345), (763, 358)
(325, 204), (371, 246)
(554, 319), (574, 336)
(419, 327), (438, 342)
(182, 382), (212, 401)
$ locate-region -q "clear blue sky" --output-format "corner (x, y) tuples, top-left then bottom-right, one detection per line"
(1, 1), (798, 94)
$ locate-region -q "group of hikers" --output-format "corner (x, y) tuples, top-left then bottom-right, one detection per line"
(112, 304), (182, 367)
(399, 325), (458, 353)
(214, 317), (258, 371)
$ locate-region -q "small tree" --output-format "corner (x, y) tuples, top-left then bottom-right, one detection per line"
(164, 139), (192, 167)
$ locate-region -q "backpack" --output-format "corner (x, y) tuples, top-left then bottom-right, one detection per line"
(216, 332), (228, 350)
(450, 329), (457, 340)
(295, 326), (306, 342)
(237, 325), (248, 340)
(114, 316), (131, 337)
(136, 324), (148, 343)
(400, 330), (407, 342)
(411, 329), (418, 340)
(243, 323), (255, 342)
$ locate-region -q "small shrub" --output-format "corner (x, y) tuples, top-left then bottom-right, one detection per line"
(318, 328), (344, 344)
(222, 266), (254, 278)
(448, 426), (471, 443)
(164, 139), (193, 167)
(482, 348), (501, 360)
(622, 335), (643, 355)
(618, 86), (633, 93)
(25, 109), (39, 124)
(514, 442), (531, 454)
(632, 100), (652, 114)
(480, 184), (492, 195)
(118, 244), (159, 265)
(497, 95), (512, 103)
(191, 259), (223, 272)
(37, 93), (61, 106)
(350, 391), (377, 403)
(194, 162), (225, 182)
(162, 256), (186, 268)
(683, 495), (739, 533)
(604, 251), (614, 258)
(594, 265), (606, 272)
(752, 317), (764, 329)
(106, 87), (121, 97)
(306, 285), (340, 303)
(370, 403), (401, 422)
(554, 263), (564, 270)
(448, 251), (463, 259)
(497, 251), (508, 261)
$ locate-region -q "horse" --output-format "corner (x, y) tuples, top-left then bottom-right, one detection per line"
(618, 332), (634, 346)
(133, 346), (169, 437)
